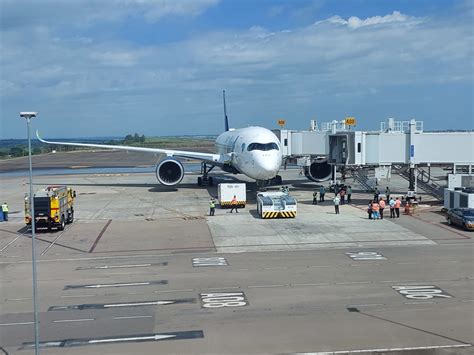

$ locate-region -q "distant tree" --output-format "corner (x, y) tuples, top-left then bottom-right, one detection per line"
(9, 147), (24, 157)
(32, 148), (42, 155)
(140, 134), (146, 143)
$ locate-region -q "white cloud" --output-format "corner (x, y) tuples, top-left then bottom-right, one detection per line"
(0, 7), (472, 137)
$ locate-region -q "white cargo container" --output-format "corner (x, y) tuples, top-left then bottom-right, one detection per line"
(218, 183), (246, 208)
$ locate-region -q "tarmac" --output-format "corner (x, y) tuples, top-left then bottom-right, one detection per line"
(0, 154), (472, 354)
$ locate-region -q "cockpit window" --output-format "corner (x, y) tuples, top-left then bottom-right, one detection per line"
(247, 142), (279, 151)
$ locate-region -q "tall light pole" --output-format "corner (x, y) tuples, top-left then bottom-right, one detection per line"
(20, 111), (40, 354)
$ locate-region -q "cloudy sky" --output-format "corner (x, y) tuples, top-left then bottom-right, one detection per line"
(1, 0), (472, 138)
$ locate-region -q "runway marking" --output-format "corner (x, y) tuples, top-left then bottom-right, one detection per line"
(64, 280), (167, 290)
(112, 315), (153, 320)
(76, 262), (167, 270)
(7, 297), (31, 301)
(61, 294), (96, 298)
(348, 303), (385, 307)
(0, 232), (27, 253)
(396, 262), (420, 265)
(200, 292), (248, 308)
(392, 285), (452, 300)
(154, 288), (194, 294)
(293, 344), (472, 354)
(202, 286), (240, 291)
(192, 257), (228, 267)
(346, 251), (386, 261)
(53, 318), (94, 323)
(49, 298), (196, 311)
(88, 219), (112, 253)
(264, 267), (288, 270)
(41, 224), (73, 255)
(308, 265), (331, 268)
(335, 281), (371, 285)
(21, 330), (204, 348)
(0, 321), (34, 326)
(404, 301), (436, 305)
(291, 283), (330, 287)
(247, 284), (285, 288)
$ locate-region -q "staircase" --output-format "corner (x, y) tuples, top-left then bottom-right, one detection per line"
(394, 165), (444, 200)
(352, 169), (376, 192)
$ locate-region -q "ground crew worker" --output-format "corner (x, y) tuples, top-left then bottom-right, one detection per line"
(389, 197), (395, 218)
(1, 202), (8, 221)
(339, 188), (346, 205)
(312, 190), (318, 205)
(379, 198), (386, 219)
(319, 186), (326, 202)
(385, 187), (391, 201)
(394, 197), (401, 218)
(229, 195), (239, 213)
(333, 195), (340, 214)
(372, 201), (380, 220)
(373, 187), (380, 202)
(367, 200), (373, 219)
(209, 198), (216, 216)
(347, 186), (352, 203)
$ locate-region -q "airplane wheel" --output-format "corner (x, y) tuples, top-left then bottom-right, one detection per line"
(197, 177), (202, 186)
(276, 175), (282, 184)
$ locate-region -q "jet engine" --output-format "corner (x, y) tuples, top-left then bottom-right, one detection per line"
(155, 158), (184, 186)
(304, 158), (332, 182)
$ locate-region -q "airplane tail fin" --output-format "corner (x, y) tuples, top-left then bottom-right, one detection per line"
(223, 90), (229, 132)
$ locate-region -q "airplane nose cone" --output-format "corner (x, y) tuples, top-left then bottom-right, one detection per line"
(254, 153), (281, 179)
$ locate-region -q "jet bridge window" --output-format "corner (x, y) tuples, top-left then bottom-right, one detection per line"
(247, 143), (279, 152)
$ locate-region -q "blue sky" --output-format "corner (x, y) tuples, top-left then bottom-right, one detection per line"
(1, 0), (472, 138)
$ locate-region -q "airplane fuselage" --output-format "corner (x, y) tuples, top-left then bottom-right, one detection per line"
(215, 126), (282, 180)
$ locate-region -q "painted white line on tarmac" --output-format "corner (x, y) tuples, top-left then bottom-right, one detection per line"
(112, 315), (153, 320)
(460, 299), (474, 302)
(404, 301), (436, 305)
(248, 284), (285, 288)
(379, 280), (417, 283)
(201, 286), (240, 291)
(53, 318), (95, 323)
(61, 294), (96, 298)
(396, 262), (421, 265)
(0, 321), (34, 326)
(292, 344), (472, 354)
(308, 265), (331, 268)
(89, 334), (176, 344)
(336, 281), (371, 285)
(154, 288), (194, 294)
(291, 283), (330, 287)
(105, 301), (174, 307)
(85, 282), (150, 288)
(264, 267), (288, 270)
(8, 297), (31, 301)
(349, 303), (385, 307)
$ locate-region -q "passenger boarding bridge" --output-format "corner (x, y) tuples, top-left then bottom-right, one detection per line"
(274, 119), (474, 198)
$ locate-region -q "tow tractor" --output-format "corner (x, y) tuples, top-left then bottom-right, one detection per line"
(256, 191), (297, 219)
(25, 185), (76, 232)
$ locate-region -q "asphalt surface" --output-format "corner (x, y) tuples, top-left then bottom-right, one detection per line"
(0, 155), (472, 354)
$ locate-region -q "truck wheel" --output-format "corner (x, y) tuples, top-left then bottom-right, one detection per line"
(47, 222), (52, 232)
(69, 212), (74, 224)
(58, 217), (65, 231)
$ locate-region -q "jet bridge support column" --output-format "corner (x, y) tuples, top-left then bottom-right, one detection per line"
(408, 119), (416, 196)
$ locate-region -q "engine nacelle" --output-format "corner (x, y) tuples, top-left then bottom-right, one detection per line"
(304, 158), (332, 182)
(155, 158), (184, 186)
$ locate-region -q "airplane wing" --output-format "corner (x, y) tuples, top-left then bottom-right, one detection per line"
(36, 131), (222, 164)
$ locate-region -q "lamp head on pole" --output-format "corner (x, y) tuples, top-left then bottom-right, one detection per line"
(20, 112), (38, 119)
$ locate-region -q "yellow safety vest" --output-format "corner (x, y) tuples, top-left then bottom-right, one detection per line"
(2, 204), (8, 212)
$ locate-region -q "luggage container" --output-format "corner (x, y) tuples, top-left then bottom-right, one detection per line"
(218, 183), (246, 208)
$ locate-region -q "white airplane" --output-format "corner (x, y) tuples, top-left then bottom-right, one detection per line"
(36, 91), (284, 187)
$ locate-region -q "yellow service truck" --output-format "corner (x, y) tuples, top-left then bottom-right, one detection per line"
(25, 186), (76, 232)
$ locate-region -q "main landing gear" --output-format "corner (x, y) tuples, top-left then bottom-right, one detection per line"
(198, 162), (215, 186)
